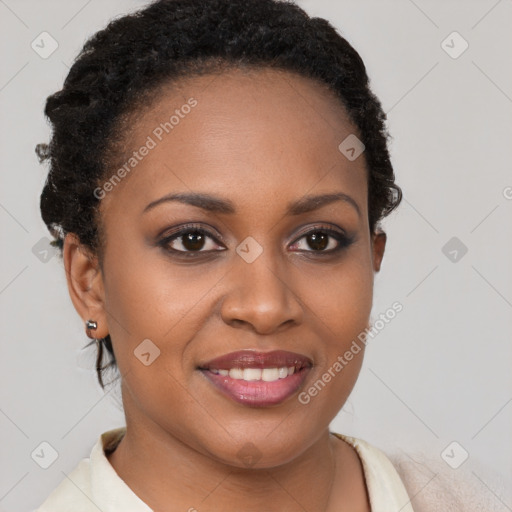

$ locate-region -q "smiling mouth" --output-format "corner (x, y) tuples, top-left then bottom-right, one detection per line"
(198, 350), (312, 407)
(209, 366), (297, 381)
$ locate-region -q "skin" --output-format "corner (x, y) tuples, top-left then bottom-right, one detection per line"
(64, 67), (386, 512)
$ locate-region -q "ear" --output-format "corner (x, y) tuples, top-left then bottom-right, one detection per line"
(63, 233), (109, 339)
(371, 230), (387, 272)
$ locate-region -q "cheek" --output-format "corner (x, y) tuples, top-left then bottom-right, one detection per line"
(102, 242), (226, 340)
(294, 248), (373, 409)
(100, 245), (220, 438)
(296, 248), (374, 338)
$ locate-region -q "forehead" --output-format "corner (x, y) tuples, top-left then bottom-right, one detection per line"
(99, 67), (368, 221)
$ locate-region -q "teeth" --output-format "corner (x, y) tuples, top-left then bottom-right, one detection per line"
(229, 368), (244, 379)
(278, 367), (288, 379)
(243, 368), (262, 381)
(214, 367), (294, 381)
(261, 368), (280, 382)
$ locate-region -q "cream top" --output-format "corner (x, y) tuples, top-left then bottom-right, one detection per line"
(35, 427), (415, 511)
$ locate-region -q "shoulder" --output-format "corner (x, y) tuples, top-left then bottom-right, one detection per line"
(334, 434), (509, 512)
(333, 432), (415, 511)
(387, 448), (510, 512)
(34, 427), (130, 512)
(34, 457), (94, 512)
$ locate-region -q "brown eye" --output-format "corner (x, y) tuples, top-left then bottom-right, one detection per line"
(306, 232), (329, 251)
(160, 226), (225, 253)
(181, 231), (206, 251)
(290, 227), (353, 254)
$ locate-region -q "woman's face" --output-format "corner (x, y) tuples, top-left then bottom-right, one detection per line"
(72, 67), (385, 468)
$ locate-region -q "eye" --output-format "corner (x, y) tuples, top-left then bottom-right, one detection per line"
(158, 223), (353, 257)
(289, 225), (353, 254)
(159, 224), (225, 254)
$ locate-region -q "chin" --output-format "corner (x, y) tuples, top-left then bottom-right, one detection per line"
(200, 424), (317, 470)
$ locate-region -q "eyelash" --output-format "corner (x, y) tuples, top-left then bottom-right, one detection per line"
(158, 223), (354, 258)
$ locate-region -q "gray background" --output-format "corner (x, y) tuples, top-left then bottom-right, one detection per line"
(1, 0), (511, 510)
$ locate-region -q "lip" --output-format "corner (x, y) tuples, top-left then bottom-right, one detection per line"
(200, 350), (312, 370)
(198, 350), (312, 407)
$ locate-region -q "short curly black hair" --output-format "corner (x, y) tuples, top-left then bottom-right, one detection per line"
(36, 0), (402, 390)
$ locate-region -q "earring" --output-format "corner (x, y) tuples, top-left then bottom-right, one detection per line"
(85, 319), (97, 330)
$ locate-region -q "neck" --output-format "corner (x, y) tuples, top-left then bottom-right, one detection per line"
(108, 422), (346, 512)
(106, 382), (369, 512)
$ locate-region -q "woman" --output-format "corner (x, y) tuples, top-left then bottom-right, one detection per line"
(34, 0), (419, 509)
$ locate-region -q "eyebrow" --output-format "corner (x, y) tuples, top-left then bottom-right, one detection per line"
(143, 191), (361, 217)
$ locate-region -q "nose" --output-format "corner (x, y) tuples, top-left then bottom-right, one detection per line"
(220, 248), (304, 335)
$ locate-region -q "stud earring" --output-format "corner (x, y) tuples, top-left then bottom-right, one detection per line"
(85, 319), (97, 330)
